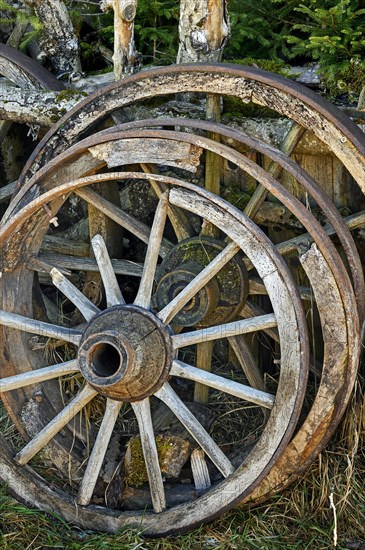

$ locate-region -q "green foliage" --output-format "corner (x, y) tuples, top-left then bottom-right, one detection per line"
(80, 0), (179, 67)
(285, 0), (365, 96)
(225, 0), (304, 60)
(134, 0), (180, 64)
(225, 0), (365, 99)
(0, 0), (43, 51)
(226, 57), (294, 76)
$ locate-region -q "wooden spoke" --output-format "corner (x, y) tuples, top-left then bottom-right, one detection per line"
(240, 302), (279, 343)
(172, 314), (277, 349)
(0, 310), (81, 345)
(76, 187), (173, 258)
(77, 399), (122, 506)
(249, 277), (313, 301)
(157, 241), (240, 325)
(244, 122), (305, 219)
(131, 399), (166, 513)
(28, 255), (72, 276)
(32, 254), (143, 277)
(155, 382), (234, 477)
(171, 360), (274, 409)
(91, 234), (125, 307)
(134, 191), (169, 309)
(243, 209), (365, 272)
(0, 180), (16, 205)
(50, 267), (100, 321)
(140, 163), (194, 241)
(0, 360), (79, 393)
(15, 385), (97, 465)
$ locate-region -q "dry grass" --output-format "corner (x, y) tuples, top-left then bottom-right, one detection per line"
(1, 380), (364, 549)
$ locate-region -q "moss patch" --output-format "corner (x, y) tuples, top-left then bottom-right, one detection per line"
(55, 89), (88, 103)
(124, 435), (191, 487)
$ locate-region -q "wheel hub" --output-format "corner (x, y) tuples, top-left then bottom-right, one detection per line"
(78, 305), (173, 401)
(155, 237), (249, 327)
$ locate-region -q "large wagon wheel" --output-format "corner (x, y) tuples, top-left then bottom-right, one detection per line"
(0, 64), (364, 529)
(0, 170), (310, 534)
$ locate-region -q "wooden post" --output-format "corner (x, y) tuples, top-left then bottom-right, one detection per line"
(177, 1), (230, 401)
(101, 0), (139, 79)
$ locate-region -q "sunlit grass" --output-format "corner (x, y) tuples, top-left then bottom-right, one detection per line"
(1, 370), (364, 549)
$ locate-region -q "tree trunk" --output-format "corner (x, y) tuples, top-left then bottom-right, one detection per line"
(101, 0), (140, 79)
(23, 0), (82, 78)
(177, 0), (229, 64)
(0, 86), (84, 127)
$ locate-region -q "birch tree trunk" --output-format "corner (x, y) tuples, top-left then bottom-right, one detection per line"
(177, 0), (229, 64)
(23, 0), (82, 78)
(101, 0), (140, 79)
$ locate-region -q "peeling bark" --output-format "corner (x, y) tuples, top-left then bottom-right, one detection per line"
(23, 0), (82, 78)
(101, 0), (140, 79)
(177, 0), (230, 64)
(0, 86), (84, 126)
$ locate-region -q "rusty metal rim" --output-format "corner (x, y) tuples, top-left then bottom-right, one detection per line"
(10, 63), (365, 212)
(0, 172), (309, 535)
(0, 43), (65, 91)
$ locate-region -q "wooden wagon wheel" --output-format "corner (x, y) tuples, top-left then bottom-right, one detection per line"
(3, 115), (362, 496)
(0, 64), (364, 528)
(0, 170), (310, 534)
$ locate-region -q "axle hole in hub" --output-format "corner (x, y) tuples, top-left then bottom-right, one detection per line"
(90, 342), (122, 378)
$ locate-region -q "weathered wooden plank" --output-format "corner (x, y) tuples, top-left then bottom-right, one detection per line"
(33, 253), (142, 277)
(191, 448), (211, 491)
(88, 138), (202, 173)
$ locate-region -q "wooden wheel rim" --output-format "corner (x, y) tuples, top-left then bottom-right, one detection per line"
(0, 174), (309, 535)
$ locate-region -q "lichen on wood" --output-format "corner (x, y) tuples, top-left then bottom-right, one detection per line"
(177, 0), (230, 64)
(23, 0), (82, 78)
